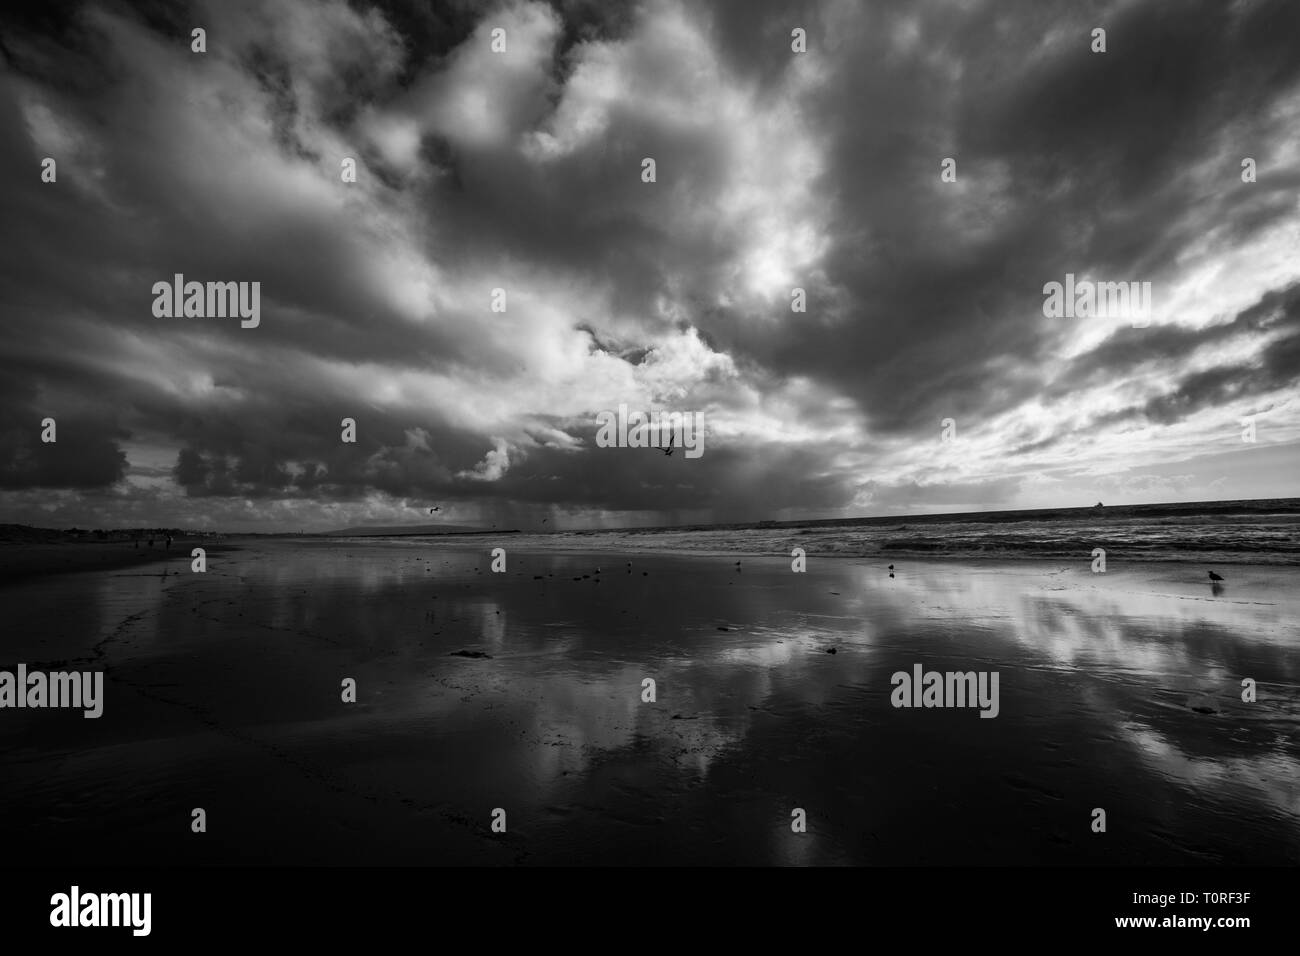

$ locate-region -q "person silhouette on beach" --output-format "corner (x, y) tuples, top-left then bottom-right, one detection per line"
(166, 535), (172, 550)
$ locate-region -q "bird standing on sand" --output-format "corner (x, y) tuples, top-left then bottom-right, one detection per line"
(1208, 571), (1224, 582)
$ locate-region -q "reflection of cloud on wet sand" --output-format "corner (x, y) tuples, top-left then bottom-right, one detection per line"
(1120, 719), (1300, 832)
(270, 551), (1300, 859)
(17, 540), (1297, 864)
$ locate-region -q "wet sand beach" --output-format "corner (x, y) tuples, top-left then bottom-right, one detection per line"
(1, 538), (1296, 865)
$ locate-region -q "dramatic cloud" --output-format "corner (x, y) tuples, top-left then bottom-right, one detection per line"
(0, 0), (1296, 530)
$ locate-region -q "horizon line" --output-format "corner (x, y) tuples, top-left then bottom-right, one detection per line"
(6, 495), (1297, 538)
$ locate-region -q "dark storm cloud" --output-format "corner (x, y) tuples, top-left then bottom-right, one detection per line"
(1054, 282), (1300, 397)
(686, 0), (1300, 438)
(477, 434), (855, 520)
(1137, 323), (1300, 427)
(0, 356), (130, 490)
(352, 0), (640, 84)
(1007, 282), (1300, 454)
(0, 412), (128, 490)
(0, 0), (1297, 527)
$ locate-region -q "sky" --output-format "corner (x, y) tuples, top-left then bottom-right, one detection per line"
(1, 0), (1298, 532)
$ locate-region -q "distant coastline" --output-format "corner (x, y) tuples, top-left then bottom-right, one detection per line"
(3, 498), (1297, 568)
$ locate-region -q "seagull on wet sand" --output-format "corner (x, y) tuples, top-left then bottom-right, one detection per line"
(1208, 571), (1224, 582)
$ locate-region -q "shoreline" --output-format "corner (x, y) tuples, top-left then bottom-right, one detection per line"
(0, 540), (244, 585)
(0, 533), (1290, 589)
(310, 533), (1300, 566)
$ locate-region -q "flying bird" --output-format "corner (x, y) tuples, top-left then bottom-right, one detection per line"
(429, 507), (440, 513)
(662, 435), (674, 456)
(1208, 571), (1224, 582)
